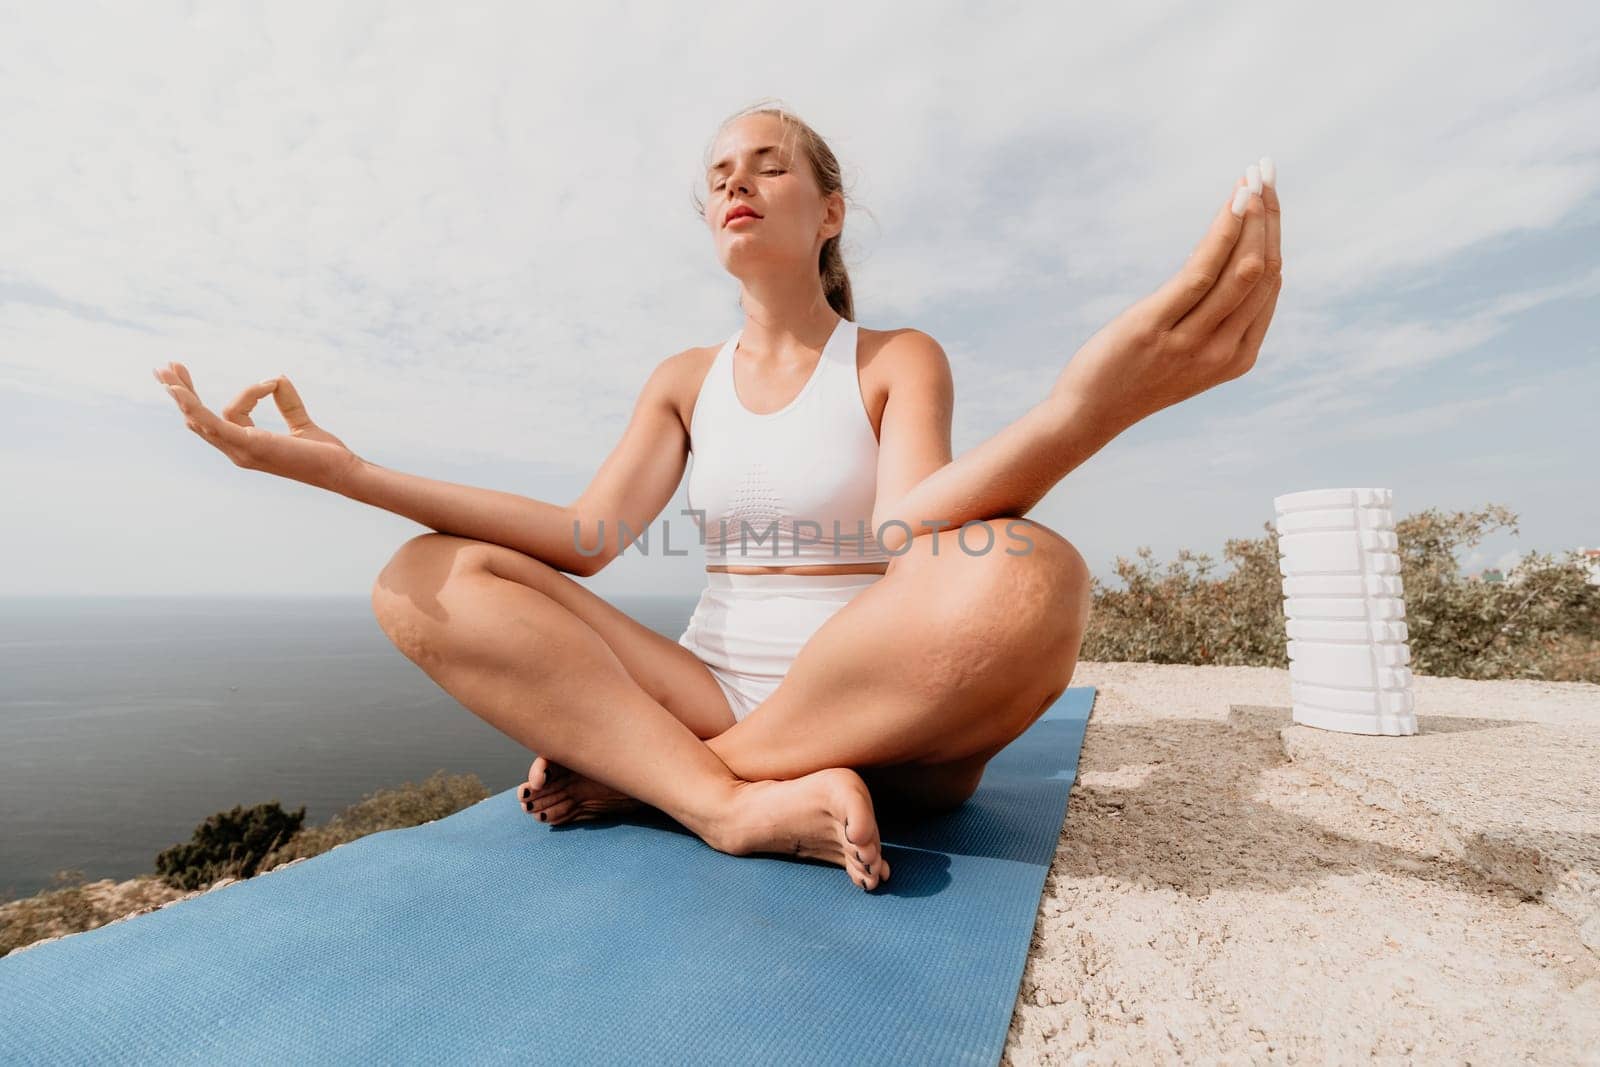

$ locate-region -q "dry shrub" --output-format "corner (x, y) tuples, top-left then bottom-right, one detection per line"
(1080, 503), (1600, 682)
(259, 770), (489, 870)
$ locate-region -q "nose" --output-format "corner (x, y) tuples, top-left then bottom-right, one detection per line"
(724, 166), (753, 200)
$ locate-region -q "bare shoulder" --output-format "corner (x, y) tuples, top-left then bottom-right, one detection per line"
(649, 342), (723, 438)
(858, 325), (953, 402)
(860, 324), (951, 373)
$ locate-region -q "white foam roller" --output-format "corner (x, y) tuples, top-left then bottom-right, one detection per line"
(1288, 639), (1409, 667)
(1273, 550), (1401, 575)
(1291, 680), (1415, 715)
(1285, 641), (1411, 687)
(1287, 618), (1408, 643)
(1273, 487), (1392, 512)
(1290, 656), (1411, 690)
(1275, 508), (1359, 534)
(1275, 507), (1395, 535)
(1276, 487), (1417, 735)
(1287, 698), (1417, 736)
(1283, 574), (1404, 598)
(1359, 530), (1399, 552)
(1277, 531), (1400, 575)
(1284, 596), (1406, 620)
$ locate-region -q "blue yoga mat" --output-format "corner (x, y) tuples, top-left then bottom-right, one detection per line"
(1, 686), (1094, 1066)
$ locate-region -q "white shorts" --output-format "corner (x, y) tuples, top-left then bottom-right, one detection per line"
(677, 570), (884, 723)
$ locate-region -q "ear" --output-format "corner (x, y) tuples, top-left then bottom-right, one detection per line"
(820, 189), (845, 242)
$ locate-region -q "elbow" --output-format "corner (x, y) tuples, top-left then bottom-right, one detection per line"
(565, 505), (614, 578)
(569, 544), (612, 578)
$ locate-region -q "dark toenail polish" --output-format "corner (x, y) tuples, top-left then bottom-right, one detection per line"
(538, 813), (546, 822)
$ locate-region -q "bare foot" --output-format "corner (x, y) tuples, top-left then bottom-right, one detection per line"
(519, 754), (644, 826)
(713, 767), (891, 892)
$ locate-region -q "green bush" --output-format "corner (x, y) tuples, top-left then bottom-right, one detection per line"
(154, 801), (306, 891)
(1079, 503), (1600, 683)
(259, 770), (488, 870)
(4, 772), (490, 957)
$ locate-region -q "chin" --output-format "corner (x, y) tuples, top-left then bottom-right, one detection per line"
(721, 242), (777, 271)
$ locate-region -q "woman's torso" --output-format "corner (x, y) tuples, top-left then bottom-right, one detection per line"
(679, 318), (891, 576)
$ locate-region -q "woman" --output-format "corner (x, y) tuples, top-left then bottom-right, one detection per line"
(153, 103), (1282, 893)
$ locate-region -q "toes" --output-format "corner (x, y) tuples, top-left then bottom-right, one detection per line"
(541, 797), (579, 824)
(527, 756), (572, 792)
(840, 793), (883, 868)
(847, 853), (873, 890)
(529, 787), (570, 817)
(847, 851), (886, 891)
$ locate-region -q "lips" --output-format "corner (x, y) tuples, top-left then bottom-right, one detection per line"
(725, 205), (761, 227)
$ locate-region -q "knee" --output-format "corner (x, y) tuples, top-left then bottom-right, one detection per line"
(898, 517), (1091, 688)
(906, 516), (1088, 611)
(370, 533), (493, 661)
(1006, 519), (1093, 635)
(1002, 520), (1092, 686)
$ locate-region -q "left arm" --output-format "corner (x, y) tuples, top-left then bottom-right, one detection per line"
(874, 169), (1284, 552)
(869, 329), (1109, 551)
(869, 329), (955, 537)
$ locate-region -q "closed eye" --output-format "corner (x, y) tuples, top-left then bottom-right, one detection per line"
(712, 169), (784, 191)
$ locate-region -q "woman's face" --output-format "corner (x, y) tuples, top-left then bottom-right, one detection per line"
(705, 113), (840, 278)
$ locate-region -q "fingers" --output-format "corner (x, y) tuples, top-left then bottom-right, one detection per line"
(1233, 272), (1283, 376)
(1216, 251), (1279, 352)
(1148, 176), (1249, 330)
(1174, 161), (1272, 339)
(221, 379), (281, 428)
(169, 361), (197, 395)
(1260, 164), (1281, 280)
(269, 375), (317, 433)
(153, 363), (320, 436)
(160, 378), (253, 452)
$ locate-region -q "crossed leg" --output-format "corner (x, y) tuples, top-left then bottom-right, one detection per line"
(527, 516), (1091, 822)
(372, 533), (897, 889)
(372, 516), (1090, 888)
(700, 517), (1091, 816)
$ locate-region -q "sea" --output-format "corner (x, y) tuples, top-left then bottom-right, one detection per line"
(0, 594), (700, 901)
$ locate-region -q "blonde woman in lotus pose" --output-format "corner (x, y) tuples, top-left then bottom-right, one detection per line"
(154, 103), (1282, 893)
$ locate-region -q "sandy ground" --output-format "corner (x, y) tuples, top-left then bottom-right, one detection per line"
(12, 662), (1600, 1063)
(1004, 662), (1600, 1065)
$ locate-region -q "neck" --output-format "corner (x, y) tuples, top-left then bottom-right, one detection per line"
(736, 275), (840, 359)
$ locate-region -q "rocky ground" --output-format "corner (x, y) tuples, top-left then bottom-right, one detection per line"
(1003, 661), (1600, 1064)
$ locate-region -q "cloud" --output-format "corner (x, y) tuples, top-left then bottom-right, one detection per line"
(2, 0), (1596, 595)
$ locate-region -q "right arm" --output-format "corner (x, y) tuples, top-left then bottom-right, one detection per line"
(154, 349), (701, 578)
(336, 352), (696, 576)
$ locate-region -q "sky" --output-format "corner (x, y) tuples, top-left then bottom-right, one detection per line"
(2, 1), (1597, 600)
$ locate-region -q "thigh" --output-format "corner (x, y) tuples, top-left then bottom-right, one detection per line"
(383, 534), (736, 738)
(708, 518), (1088, 779)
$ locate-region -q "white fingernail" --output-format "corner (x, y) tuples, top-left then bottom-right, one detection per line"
(1246, 164), (1262, 195)
(1231, 186), (1250, 218)
(1260, 156), (1275, 187)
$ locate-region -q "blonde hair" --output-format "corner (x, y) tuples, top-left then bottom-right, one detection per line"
(693, 99), (857, 321)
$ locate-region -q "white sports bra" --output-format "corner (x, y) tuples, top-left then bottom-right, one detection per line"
(685, 317), (892, 568)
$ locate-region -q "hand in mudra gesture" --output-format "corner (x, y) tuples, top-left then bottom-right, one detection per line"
(1057, 158), (1283, 434)
(151, 362), (360, 492)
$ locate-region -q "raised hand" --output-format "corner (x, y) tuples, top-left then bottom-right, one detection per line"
(152, 362), (361, 492)
(1054, 158), (1283, 434)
